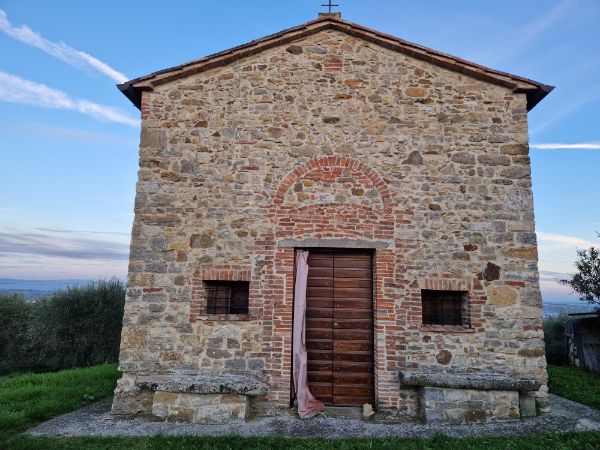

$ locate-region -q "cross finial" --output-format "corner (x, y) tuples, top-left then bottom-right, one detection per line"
(321, 0), (339, 14)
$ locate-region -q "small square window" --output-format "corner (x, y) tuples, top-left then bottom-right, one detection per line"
(421, 290), (469, 326)
(205, 281), (249, 315)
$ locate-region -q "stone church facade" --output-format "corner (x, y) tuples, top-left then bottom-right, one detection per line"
(112, 13), (553, 424)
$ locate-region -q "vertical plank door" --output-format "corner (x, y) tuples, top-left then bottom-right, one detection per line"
(304, 250), (374, 407)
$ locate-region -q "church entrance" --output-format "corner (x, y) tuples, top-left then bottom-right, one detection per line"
(303, 249), (375, 406)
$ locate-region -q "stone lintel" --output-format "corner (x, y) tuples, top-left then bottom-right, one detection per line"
(278, 238), (390, 249)
(136, 374), (268, 396)
(400, 371), (541, 392)
(318, 12), (342, 19)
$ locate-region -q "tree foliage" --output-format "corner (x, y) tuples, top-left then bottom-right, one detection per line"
(0, 279), (125, 375)
(560, 237), (600, 309)
(0, 293), (31, 374)
(543, 313), (567, 365)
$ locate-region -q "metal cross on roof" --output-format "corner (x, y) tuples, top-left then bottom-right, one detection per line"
(321, 0), (339, 13)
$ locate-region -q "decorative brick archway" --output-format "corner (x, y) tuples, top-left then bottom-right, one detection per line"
(260, 156), (410, 409)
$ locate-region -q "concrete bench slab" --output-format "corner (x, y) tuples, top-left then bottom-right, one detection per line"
(399, 371), (541, 392)
(136, 374), (268, 396)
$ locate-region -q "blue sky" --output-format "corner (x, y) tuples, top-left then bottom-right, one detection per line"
(0, 0), (599, 303)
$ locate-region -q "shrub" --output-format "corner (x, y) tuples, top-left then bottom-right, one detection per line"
(0, 293), (31, 374)
(543, 313), (568, 365)
(27, 279), (126, 372)
(0, 279), (125, 375)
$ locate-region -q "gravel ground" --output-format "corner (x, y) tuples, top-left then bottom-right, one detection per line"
(28, 394), (600, 439)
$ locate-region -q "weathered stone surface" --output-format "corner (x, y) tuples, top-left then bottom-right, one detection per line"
(478, 262), (501, 281)
(111, 375), (154, 416)
(140, 128), (167, 148)
(500, 166), (530, 179)
(487, 285), (519, 307)
(286, 44), (303, 54)
(403, 150), (423, 165)
(405, 87), (426, 97)
(501, 144), (529, 155)
(518, 348), (545, 357)
(436, 350), (452, 365)
(519, 393), (537, 418)
(136, 374), (268, 396)
(478, 155), (510, 166)
(420, 387), (520, 424)
(151, 391), (247, 423)
(400, 371), (542, 391)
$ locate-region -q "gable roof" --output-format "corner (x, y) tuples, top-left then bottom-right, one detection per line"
(118, 14), (553, 111)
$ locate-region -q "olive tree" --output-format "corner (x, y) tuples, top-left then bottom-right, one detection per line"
(560, 233), (600, 310)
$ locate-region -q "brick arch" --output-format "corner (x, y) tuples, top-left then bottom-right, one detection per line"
(272, 156), (392, 205)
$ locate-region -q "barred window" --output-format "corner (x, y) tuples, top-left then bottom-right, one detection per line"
(421, 290), (469, 326)
(205, 281), (249, 315)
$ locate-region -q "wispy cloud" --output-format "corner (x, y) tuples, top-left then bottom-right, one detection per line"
(35, 227), (130, 237)
(0, 228), (129, 261)
(14, 123), (138, 146)
(0, 9), (128, 83)
(470, 0), (575, 66)
(537, 232), (598, 249)
(539, 270), (569, 282)
(0, 71), (139, 127)
(531, 142), (600, 150)
(0, 226), (130, 278)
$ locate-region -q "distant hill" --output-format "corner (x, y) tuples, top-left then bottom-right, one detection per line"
(0, 278), (89, 300)
(542, 302), (596, 318)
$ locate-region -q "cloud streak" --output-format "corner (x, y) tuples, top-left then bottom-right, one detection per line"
(531, 142), (600, 150)
(0, 71), (139, 127)
(537, 232), (598, 249)
(0, 9), (128, 83)
(0, 226), (130, 279)
(539, 270), (569, 282)
(0, 229), (129, 261)
(16, 123), (138, 147)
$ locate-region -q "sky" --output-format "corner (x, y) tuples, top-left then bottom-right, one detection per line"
(0, 0), (599, 303)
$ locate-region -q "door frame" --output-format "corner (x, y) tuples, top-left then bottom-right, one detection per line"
(290, 247), (376, 407)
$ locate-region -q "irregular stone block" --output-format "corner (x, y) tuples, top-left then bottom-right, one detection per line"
(519, 393), (537, 418)
(136, 374), (268, 396)
(420, 387), (520, 424)
(151, 391), (247, 424)
(400, 371), (542, 391)
(487, 285), (519, 307)
(478, 262), (501, 281)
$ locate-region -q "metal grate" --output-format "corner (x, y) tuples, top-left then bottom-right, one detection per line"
(421, 290), (468, 326)
(205, 281), (249, 315)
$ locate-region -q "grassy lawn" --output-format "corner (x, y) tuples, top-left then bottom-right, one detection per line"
(0, 364), (119, 442)
(548, 365), (600, 410)
(1, 363), (599, 449)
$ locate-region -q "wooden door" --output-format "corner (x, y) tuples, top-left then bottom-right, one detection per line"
(304, 250), (374, 406)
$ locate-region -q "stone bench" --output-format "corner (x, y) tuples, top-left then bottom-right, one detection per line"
(399, 371), (541, 424)
(135, 374), (268, 424)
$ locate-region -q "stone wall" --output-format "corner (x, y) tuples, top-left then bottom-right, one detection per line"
(114, 28), (547, 419)
(421, 387), (520, 423)
(152, 392), (247, 424)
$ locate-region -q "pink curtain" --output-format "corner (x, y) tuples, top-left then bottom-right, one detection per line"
(293, 251), (325, 419)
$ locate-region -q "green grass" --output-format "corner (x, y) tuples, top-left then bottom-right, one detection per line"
(0, 364), (119, 442)
(6, 432), (600, 450)
(548, 365), (600, 410)
(1, 363), (600, 449)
